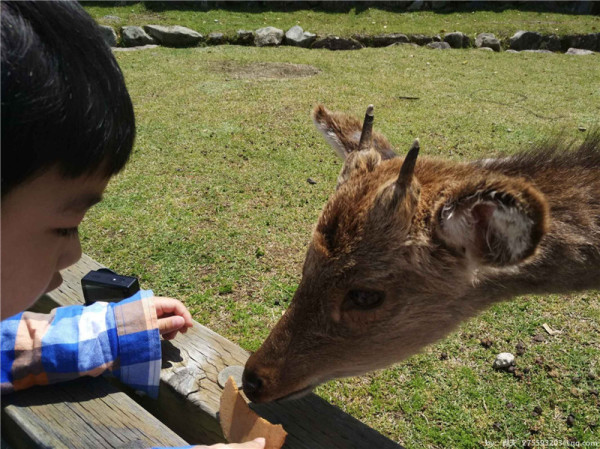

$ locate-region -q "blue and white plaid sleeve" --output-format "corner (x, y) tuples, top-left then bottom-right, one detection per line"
(1, 290), (161, 398)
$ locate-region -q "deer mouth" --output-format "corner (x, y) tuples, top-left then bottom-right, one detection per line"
(242, 365), (322, 403)
(273, 383), (316, 402)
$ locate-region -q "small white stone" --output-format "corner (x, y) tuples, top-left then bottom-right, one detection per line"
(218, 365), (244, 389)
(493, 352), (515, 369)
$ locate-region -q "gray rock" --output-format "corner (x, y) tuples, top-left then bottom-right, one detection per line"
(409, 34), (433, 46)
(477, 47), (494, 51)
(311, 36), (364, 51)
(571, 33), (600, 51)
(539, 34), (561, 52)
(217, 365), (244, 389)
(427, 41), (451, 50)
(113, 44), (159, 52)
(433, 34), (442, 42)
(98, 25), (117, 47)
(444, 31), (470, 48)
(121, 26), (156, 47)
(493, 352), (515, 370)
(285, 25), (304, 43)
(234, 29), (254, 46)
(363, 33), (410, 47)
(285, 25), (316, 48)
(475, 32), (501, 52)
(569, 33), (599, 51)
(101, 15), (122, 23)
(143, 25), (203, 47)
(558, 35), (574, 52)
(388, 42), (419, 48)
(509, 30), (542, 51)
(522, 49), (553, 54)
(254, 26), (284, 47)
(207, 32), (226, 45)
(505, 49), (519, 53)
(566, 48), (595, 55)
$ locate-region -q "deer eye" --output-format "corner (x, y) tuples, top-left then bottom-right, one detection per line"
(344, 289), (385, 310)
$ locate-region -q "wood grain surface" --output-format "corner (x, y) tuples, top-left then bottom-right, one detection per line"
(2, 377), (187, 449)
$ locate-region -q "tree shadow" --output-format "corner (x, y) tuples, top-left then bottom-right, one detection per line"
(85, 1), (600, 16)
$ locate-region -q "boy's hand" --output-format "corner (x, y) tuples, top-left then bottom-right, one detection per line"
(193, 438), (266, 449)
(152, 297), (194, 340)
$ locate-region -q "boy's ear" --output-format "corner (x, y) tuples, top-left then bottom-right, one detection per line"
(435, 176), (550, 267)
(312, 104), (396, 160)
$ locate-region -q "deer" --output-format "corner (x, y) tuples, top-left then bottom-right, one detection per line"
(242, 104), (600, 404)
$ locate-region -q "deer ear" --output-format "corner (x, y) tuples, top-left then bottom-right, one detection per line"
(312, 104), (396, 160)
(435, 178), (549, 267)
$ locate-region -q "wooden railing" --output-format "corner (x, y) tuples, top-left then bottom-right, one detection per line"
(1, 254), (403, 449)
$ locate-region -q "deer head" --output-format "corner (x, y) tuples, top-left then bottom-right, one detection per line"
(243, 105), (550, 403)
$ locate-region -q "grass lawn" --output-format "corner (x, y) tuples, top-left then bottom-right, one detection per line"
(80, 42), (599, 448)
(84, 2), (600, 40)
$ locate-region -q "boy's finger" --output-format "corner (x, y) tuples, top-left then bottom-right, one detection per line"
(236, 438), (266, 449)
(162, 330), (178, 340)
(153, 297), (194, 327)
(158, 315), (185, 335)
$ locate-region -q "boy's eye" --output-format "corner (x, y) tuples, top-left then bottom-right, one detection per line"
(55, 227), (79, 237)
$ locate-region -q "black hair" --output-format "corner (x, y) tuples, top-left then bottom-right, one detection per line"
(1, 1), (135, 196)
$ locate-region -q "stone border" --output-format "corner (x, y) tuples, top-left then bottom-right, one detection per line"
(98, 21), (598, 55)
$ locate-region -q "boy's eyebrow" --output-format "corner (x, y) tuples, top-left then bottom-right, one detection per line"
(60, 194), (103, 213)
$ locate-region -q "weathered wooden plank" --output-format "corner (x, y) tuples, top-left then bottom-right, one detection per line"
(41, 255), (404, 448)
(1, 377), (188, 449)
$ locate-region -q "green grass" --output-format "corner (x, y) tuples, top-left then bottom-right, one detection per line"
(84, 2), (600, 40)
(80, 44), (600, 447)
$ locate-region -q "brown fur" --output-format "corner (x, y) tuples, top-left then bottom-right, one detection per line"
(243, 105), (600, 403)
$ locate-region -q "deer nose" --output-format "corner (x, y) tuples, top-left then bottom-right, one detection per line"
(242, 369), (263, 402)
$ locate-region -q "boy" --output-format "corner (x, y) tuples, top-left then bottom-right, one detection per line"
(1, 2), (263, 449)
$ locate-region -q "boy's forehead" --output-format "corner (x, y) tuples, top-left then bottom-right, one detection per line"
(27, 168), (109, 213)
(59, 192), (104, 213)
(55, 172), (109, 213)
(2, 168), (109, 221)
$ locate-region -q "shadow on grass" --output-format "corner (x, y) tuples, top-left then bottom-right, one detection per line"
(83, 1), (600, 16)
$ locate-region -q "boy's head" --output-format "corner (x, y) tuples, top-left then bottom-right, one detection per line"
(1, 1), (135, 318)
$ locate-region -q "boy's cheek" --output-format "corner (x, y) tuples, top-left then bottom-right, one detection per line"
(0, 277), (46, 318)
(0, 238), (60, 317)
(45, 272), (64, 293)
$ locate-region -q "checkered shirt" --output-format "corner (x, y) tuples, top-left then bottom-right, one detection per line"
(1, 290), (161, 398)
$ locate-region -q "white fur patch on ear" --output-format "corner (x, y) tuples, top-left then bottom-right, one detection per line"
(484, 202), (534, 263)
(439, 202), (473, 249)
(440, 194), (535, 266)
(313, 116), (348, 159)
